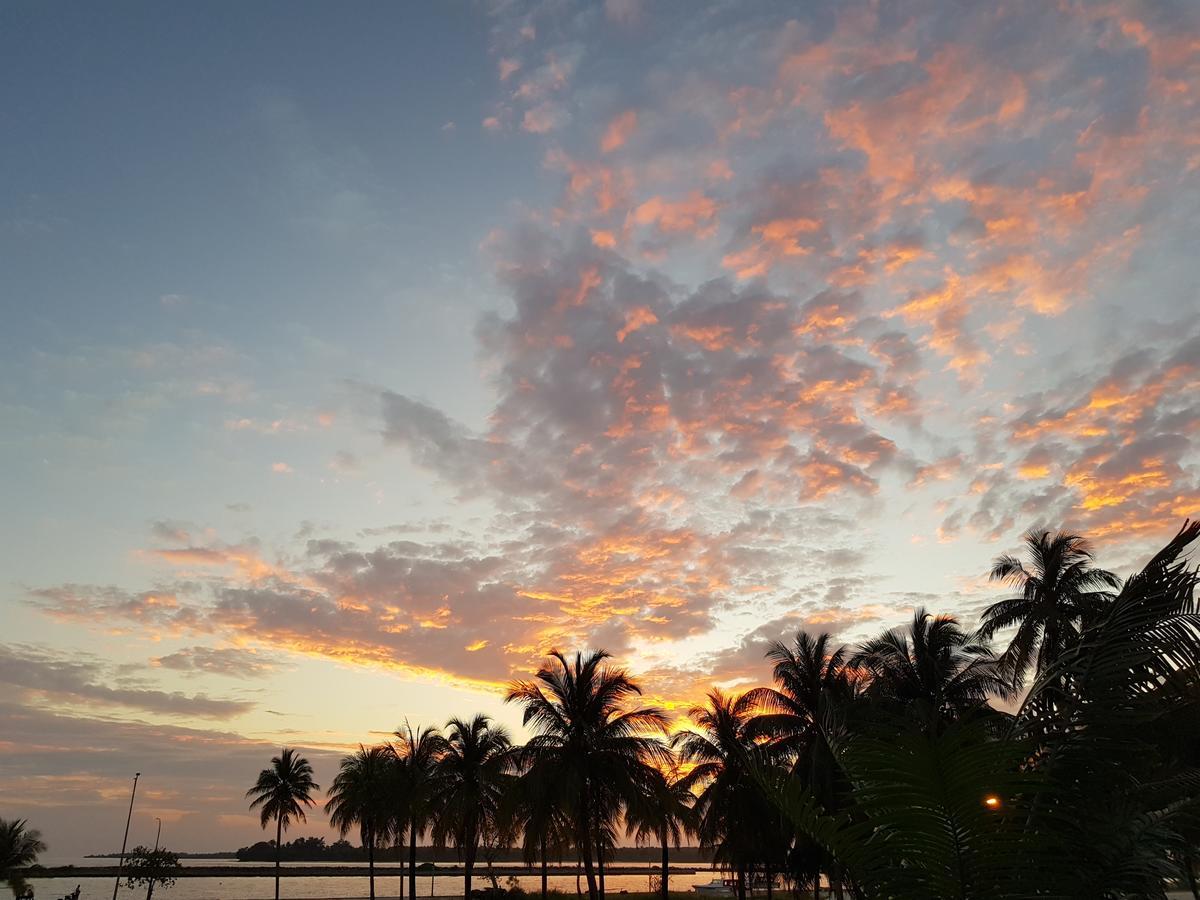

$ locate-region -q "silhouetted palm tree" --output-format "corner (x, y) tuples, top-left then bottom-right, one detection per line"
(852, 609), (1012, 730)
(675, 690), (779, 900)
(392, 722), (445, 900)
(1, 818), (46, 900)
(624, 766), (693, 900)
(247, 748), (320, 900)
(745, 632), (859, 898)
(431, 715), (512, 900)
(1014, 519), (1200, 897)
(503, 751), (573, 900)
(505, 649), (670, 900)
(980, 528), (1120, 688)
(326, 745), (394, 900)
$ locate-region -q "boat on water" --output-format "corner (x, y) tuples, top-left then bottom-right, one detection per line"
(692, 878), (735, 895)
(692, 874), (781, 895)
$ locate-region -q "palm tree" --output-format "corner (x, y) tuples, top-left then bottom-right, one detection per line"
(624, 766), (693, 900)
(674, 690), (781, 900)
(744, 632), (859, 898)
(392, 722), (445, 900)
(326, 745), (394, 900)
(980, 528), (1120, 688)
(246, 747), (320, 900)
(1, 819), (46, 900)
(852, 609), (1012, 730)
(503, 751), (573, 900)
(1013, 519), (1200, 897)
(430, 714), (512, 900)
(505, 649), (670, 900)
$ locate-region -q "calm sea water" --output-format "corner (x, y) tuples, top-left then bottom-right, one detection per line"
(30, 860), (1198, 900)
(32, 859), (721, 900)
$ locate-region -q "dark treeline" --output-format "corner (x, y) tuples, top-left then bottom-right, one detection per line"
(245, 522), (1200, 900)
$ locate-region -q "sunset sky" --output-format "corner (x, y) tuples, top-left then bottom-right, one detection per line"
(2, 0), (1199, 856)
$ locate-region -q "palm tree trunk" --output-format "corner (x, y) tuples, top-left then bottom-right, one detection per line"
(410, 816), (419, 900)
(832, 865), (843, 900)
(541, 835), (548, 900)
(577, 799), (598, 900)
(1186, 846), (1200, 900)
(660, 829), (669, 900)
(464, 839), (476, 900)
(765, 867), (772, 900)
(398, 825), (405, 900)
(593, 818), (605, 900)
(735, 865), (745, 900)
(368, 834), (376, 900)
(274, 814), (282, 900)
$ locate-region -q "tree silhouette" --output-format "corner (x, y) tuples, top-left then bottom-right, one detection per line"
(675, 690), (780, 900)
(326, 745), (393, 900)
(980, 528), (1120, 689)
(431, 715), (512, 900)
(505, 649), (669, 900)
(392, 721), (446, 900)
(246, 747), (319, 900)
(852, 609), (1012, 731)
(1, 819), (45, 900)
(624, 766), (693, 900)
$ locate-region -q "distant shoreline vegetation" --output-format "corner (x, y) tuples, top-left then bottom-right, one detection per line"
(83, 852), (234, 859)
(231, 838), (716, 864)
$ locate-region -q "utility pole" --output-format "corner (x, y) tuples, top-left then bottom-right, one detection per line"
(113, 772), (141, 900)
(153, 818), (162, 853)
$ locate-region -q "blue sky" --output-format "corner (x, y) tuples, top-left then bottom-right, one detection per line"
(2, 0), (1199, 855)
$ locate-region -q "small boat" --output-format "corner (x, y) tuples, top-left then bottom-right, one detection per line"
(692, 878), (735, 895)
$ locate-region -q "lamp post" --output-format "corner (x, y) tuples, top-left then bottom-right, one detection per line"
(113, 772), (141, 900)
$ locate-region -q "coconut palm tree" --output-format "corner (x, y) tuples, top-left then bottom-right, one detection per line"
(503, 751), (573, 900)
(1, 818), (46, 900)
(624, 766), (693, 900)
(505, 649), (670, 900)
(674, 690), (781, 900)
(430, 715), (512, 900)
(246, 747), (320, 900)
(744, 632), (859, 898)
(326, 745), (394, 900)
(852, 609), (1012, 730)
(980, 528), (1120, 688)
(392, 722), (445, 900)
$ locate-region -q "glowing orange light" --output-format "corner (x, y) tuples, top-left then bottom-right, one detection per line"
(983, 795), (1001, 809)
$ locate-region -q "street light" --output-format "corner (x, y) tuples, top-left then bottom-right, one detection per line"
(113, 773), (141, 900)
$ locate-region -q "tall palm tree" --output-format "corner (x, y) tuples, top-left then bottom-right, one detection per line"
(505, 649), (670, 900)
(674, 690), (781, 900)
(744, 632), (859, 899)
(852, 609), (1012, 730)
(392, 722), (445, 900)
(980, 528), (1120, 688)
(430, 714), (512, 900)
(624, 766), (693, 900)
(1, 819), (46, 900)
(325, 745), (394, 900)
(246, 747), (319, 900)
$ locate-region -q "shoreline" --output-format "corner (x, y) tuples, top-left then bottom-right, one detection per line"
(26, 865), (703, 879)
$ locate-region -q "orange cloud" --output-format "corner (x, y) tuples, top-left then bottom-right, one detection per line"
(601, 109), (638, 153)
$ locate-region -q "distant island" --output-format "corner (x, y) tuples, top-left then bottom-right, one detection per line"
(84, 851), (235, 859)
